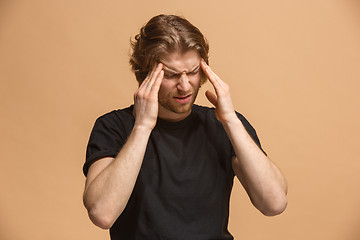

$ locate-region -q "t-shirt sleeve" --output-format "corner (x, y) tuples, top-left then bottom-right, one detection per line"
(83, 112), (126, 176)
(234, 112), (267, 156)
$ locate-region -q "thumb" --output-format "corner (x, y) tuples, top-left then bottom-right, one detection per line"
(205, 90), (217, 107)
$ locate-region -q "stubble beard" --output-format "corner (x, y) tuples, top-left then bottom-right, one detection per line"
(158, 89), (199, 115)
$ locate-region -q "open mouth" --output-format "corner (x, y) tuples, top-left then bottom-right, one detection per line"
(174, 94), (192, 104)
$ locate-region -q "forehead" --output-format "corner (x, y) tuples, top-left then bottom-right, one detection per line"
(160, 50), (201, 73)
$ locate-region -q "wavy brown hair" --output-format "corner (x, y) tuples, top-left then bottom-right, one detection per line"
(130, 14), (209, 84)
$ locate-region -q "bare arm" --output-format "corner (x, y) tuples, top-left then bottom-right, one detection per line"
(83, 64), (164, 229)
(200, 60), (287, 216)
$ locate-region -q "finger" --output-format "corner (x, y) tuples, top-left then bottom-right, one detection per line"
(139, 73), (151, 90)
(139, 63), (162, 89)
(151, 69), (164, 92)
(205, 90), (218, 107)
(200, 59), (223, 89)
(148, 63), (163, 87)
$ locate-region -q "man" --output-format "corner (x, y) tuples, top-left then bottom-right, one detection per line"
(83, 14), (287, 239)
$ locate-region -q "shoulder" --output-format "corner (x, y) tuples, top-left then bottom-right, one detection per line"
(84, 106), (134, 176)
(192, 104), (248, 126)
(193, 104), (250, 123)
(89, 105), (135, 141)
(97, 105), (134, 122)
(192, 104), (216, 120)
(192, 104), (263, 147)
(94, 105), (134, 128)
(192, 104), (214, 113)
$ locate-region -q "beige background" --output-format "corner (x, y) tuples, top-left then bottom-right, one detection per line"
(1, 0), (360, 239)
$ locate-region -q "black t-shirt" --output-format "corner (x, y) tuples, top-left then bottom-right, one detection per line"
(84, 104), (264, 240)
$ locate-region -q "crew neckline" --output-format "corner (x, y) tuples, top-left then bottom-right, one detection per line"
(156, 110), (195, 129)
(126, 105), (196, 130)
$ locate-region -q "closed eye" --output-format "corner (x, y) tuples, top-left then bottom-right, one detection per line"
(164, 73), (179, 79)
(163, 66), (200, 79)
(188, 70), (199, 75)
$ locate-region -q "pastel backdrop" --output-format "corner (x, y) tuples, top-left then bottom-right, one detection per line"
(1, 0), (359, 239)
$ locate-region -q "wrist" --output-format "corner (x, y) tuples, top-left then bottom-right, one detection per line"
(132, 120), (155, 135)
(133, 123), (154, 132)
(219, 112), (238, 125)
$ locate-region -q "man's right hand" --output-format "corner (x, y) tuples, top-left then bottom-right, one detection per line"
(84, 63), (164, 229)
(133, 63), (164, 130)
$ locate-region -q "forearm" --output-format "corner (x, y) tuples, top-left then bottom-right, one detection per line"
(200, 60), (287, 215)
(83, 125), (152, 228)
(223, 116), (287, 215)
(83, 64), (164, 228)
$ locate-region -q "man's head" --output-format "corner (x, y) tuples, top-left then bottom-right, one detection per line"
(130, 14), (209, 85)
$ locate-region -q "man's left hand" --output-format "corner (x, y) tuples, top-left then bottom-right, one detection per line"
(200, 59), (237, 123)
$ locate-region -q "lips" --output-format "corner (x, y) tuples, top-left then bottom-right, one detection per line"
(174, 94), (192, 104)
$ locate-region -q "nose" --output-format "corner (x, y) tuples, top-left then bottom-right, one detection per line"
(177, 73), (191, 92)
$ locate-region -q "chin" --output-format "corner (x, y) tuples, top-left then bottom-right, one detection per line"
(173, 101), (195, 113)
(168, 106), (191, 116)
(159, 102), (193, 118)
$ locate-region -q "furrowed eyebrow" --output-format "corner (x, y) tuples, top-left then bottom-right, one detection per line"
(190, 65), (200, 72)
(162, 66), (179, 75)
(162, 63), (200, 74)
